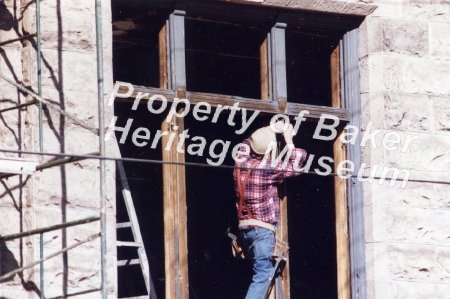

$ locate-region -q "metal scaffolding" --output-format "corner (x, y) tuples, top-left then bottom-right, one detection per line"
(0, 0), (109, 298)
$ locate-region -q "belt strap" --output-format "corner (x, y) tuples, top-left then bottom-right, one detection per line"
(239, 219), (276, 232)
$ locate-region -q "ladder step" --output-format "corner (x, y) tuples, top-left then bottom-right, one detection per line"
(117, 222), (132, 229)
(118, 259), (140, 267)
(117, 241), (142, 247)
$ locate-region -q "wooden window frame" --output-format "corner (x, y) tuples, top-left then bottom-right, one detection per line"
(115, 6), (365, 299)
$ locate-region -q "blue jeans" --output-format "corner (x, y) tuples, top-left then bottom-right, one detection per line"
(240, 227), (275, 299)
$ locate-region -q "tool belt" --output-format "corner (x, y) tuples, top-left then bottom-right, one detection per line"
(239, 219), (276, 232)
(239, 219), (288, 259)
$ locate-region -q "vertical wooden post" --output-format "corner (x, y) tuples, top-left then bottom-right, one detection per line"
(159, 22), (168, 89)
(163, 10), (188, 299)
(260, 36), (270, 100)
(331, 43), (351, 299)
(331, 45), (341, 109)
(270, 22), (290, 299)
(162, 112), (188, 299)
(334, 134), (351, 299)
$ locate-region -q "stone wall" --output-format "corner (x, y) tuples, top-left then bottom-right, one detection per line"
(359, 1), (450, 298)
(0, 0), (117, 298)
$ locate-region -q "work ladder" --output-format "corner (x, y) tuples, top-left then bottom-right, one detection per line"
(116, 160), (157, 299)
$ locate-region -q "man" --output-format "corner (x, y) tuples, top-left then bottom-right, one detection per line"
(233, 121), (307, 299)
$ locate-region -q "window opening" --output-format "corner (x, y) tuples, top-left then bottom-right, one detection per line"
(285, 121), (337, 298)
(112, 4), (168, 87)
(286, 30), (340, 106)
(185, 18), (267, 99)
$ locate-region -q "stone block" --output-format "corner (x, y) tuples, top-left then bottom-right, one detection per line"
(382, 55), (450, 96)
(28, 48), (99, 94)
(369, 205), (450, 245)
(366, 279), (393, 299)
(359, 17), (384, 58)
(389, 243), (450, 283)
(364, 181), (436, 208)
(365, 242), (390, 281)
(434, 184), (450, 209)
(33, 164), (101, 210)
(430, 22), (450, 59)
(0, 46), (23, 88)
(393, 280), (450, 299)
(29, 7), (96, 53)
(384, 131), (450, 173)
(369, 0), (404, 18)
(384, 93), (432, 132)
(39, 249), (101, 298)
(33, 206), (101, 250)
(403, 1), (450, 22)
(382, 19), (428, 57)
(432, 96), (450, 132)
(0, 175), (30, 208)
(38, 0), (95, 16)
(0, 206), (23, 236)
(359, 55), (385, 93)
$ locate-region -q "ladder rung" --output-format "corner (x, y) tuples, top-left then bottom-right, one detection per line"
(116, 222), (131, 229)
(118, 259), (140, 267)
(117, 241), (142, 247)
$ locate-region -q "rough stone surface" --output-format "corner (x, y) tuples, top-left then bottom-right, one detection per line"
(430, 22), (450, 59)
(382, 19), (428, 57)
(233, 0), (378, 15)
(384, 93), (432, 132)
(29, 8), (96, 53)
(360, 2), (450, 299)
(0, 1), (116, 297)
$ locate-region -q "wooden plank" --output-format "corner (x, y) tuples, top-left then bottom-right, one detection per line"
(159, 22), (169, 89)
(332, 41), (350, 298)
(162, 120), (176, 299)
(270, 22), (289, 299)
(162, 105), (188, 299)
(279, 194), (290, 299)
(331, 45), (341, 108)
(260, 36), (270, 100)
(175, 107), (189, 299)
(118, 86), (350, 122)
(333, 132), (351, 299)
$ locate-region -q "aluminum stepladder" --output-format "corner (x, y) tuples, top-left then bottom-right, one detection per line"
(264, 235), (289, 299)
(116, 160), (157, 299)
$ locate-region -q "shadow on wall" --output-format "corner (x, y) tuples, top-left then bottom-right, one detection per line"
(0, 1), (15, 31)
(0, 238), (42, 297)
(1, 0), (68, 296)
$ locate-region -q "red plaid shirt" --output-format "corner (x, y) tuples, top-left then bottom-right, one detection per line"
(233, 139), (307, 225)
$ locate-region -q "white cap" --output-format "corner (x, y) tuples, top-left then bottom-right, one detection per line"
(249, 126), (277, 155)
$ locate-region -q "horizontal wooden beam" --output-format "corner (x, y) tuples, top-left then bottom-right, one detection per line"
(117, 85), (350, 122)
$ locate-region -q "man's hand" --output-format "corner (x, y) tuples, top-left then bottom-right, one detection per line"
(283, 123), (294, 145)
(273, 120), (286, 132)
